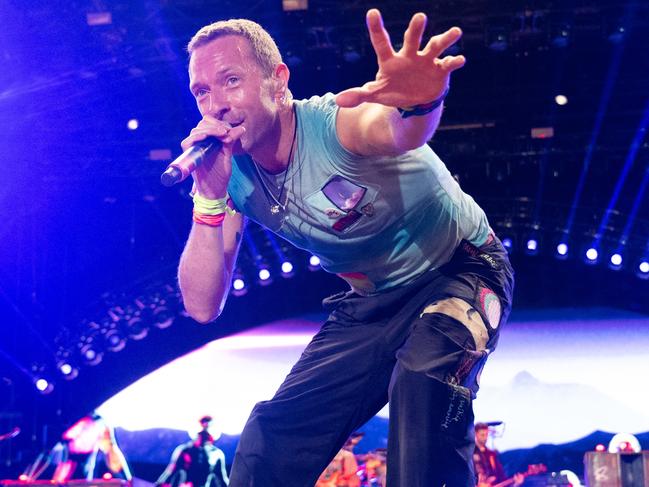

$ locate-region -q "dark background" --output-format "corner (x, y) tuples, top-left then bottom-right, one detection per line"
(1, 0), (648, 480)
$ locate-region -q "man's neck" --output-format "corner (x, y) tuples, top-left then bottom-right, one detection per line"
(249, 102), (295, 174)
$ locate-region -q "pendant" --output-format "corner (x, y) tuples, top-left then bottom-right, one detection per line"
(270, 204), (281, 215)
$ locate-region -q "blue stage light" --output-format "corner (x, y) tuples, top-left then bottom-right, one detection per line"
(585, 247), (598, 263)
(34, 377), (54, 394)
(556, 243), (568, 256)
(281, 261), (294, 275)
(610, 253), (623, 267)
(258, 268), (271, 281)
(308, 255), (321, 270)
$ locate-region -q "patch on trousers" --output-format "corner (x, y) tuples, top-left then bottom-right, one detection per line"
(479, 287), (502, 329)
(420, 297), (489, 350)
(450, 349), (488, 396)
(337, 271), (376, 294)
(440, 383), (472, 439)
(460, 240), (500, 270)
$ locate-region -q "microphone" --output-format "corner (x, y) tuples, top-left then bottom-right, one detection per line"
(160, 137), (222, 187)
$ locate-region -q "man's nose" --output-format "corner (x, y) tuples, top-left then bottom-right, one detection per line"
(204, 92), (229, 120)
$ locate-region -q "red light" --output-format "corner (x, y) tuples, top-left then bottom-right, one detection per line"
(102, 473), (113, 480)
(595, 443), (606, 452)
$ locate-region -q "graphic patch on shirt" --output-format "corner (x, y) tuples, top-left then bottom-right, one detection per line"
(332, 210), (362, 232)
(360, 202), (375, 217)
(321, 175), (366, 211)
(324, 207), (344, 219)
(479, 287), (501, 329)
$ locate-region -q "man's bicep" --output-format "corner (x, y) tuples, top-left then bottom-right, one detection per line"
(336, 103), (399, 157)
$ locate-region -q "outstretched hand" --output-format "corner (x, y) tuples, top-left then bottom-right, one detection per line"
(336, 9), (465, 109)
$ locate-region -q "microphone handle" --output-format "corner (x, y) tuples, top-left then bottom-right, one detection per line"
(160, 137), (222, 187)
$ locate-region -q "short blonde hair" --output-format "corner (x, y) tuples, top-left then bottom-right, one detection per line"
(187, 19), (282, 77)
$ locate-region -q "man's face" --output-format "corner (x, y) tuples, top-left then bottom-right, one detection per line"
(188, 35), (279, 154)
(475, 428), (489, 447)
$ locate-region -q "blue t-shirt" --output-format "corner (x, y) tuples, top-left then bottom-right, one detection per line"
(228, 93), (490, 295)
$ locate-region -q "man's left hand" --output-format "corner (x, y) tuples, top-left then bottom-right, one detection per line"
(336, 9), (465, 109)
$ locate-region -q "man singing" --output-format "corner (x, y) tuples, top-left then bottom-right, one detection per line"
(177, 8), (514, 487)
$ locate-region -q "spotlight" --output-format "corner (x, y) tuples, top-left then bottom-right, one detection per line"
(152, 303), (174, 329)
(308, 255), (321, 271)
(127, 118), (139, 130)
(556, 242), (569, 258)
(34, 377), (54, 395)
(231, 269), (248, 296)
(149, 288), (176, 329)
(637, 260), (649, 279)
(585, 247), (598, 264)
(555, 94), (568, 105)
(80, 343), (103, 366)
(258, 267), (272, 284)
(525, 238), (538, 255)
(104, 328), (126, 352)
(57, 361), (79, 380)
(501, 237), (514, 253)
(609, 253), (623, 269)
(125, 314), (149, 340)
(281, 261), (294, 277)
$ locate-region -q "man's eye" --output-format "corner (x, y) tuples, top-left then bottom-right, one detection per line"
(226, 77), (240, 86)
(195, 89), (208, 98)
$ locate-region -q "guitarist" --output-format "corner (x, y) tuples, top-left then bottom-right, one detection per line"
(473, 423), (523, 487)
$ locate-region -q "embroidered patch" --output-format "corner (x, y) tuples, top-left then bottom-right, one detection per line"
(479, 287), (501, 329)
(332, 210), (362, 232)
(324, 207), (344, 218)
(321, 175), (366, 211)
(360, 202), (375, 216)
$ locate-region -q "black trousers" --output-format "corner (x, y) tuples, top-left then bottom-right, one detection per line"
(229, 236), (514, 487)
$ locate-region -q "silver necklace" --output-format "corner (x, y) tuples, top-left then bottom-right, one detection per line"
(252, 106), (297, 215)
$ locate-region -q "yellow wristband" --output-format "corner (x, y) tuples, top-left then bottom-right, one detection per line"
(192, 192), (236, 216)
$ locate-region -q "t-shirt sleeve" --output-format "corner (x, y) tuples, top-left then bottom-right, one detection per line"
(298, 92), (362, 171)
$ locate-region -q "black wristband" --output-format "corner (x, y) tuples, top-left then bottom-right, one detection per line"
(397, 87), (450, 118)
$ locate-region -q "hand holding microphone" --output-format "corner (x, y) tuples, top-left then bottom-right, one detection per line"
(160, 118), (245, 191)
(160, 137), (222, 186)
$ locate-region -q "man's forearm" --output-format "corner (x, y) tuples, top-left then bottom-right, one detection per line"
(178, 224), (231, 324)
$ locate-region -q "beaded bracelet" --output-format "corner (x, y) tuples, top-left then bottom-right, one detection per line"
(397, 87), (450, 119)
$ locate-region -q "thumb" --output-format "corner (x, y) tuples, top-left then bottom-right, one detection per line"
(335, 87), (373, 108)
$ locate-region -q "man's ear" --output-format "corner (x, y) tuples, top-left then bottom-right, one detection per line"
(273, 63), (290, 99)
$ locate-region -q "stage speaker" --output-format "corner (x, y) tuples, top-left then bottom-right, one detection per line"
(584, 451), (649, 487)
